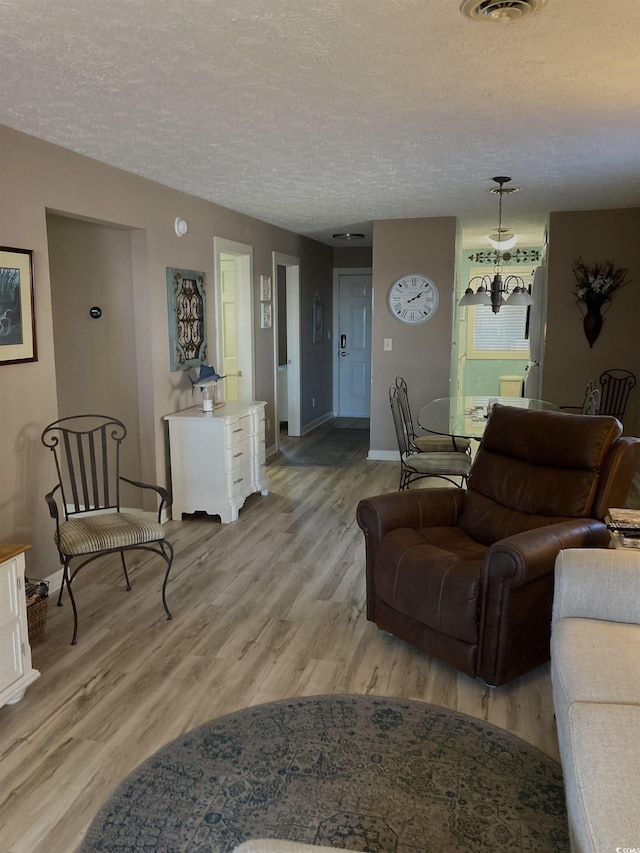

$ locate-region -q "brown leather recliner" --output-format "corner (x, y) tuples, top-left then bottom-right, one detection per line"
(357, 405), (640, 686)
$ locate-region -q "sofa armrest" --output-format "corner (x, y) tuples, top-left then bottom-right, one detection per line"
(553, 547), (640, 624)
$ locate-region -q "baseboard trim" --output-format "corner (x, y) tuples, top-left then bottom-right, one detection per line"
(367, 450), (399, 461)
(301, 412), (334, 435)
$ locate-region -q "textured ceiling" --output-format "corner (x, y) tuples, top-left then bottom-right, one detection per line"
(1, 0), (639, 247)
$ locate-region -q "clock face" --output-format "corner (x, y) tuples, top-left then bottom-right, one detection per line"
(388, 274), (439, 324)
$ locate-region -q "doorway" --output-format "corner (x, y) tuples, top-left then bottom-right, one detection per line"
(272, 252), (301, 441)
(332, 268), (372, 418)
(214, 238), (254, 401)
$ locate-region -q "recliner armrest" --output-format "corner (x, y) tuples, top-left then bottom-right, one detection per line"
(357, 488), (465, 548)
(553, 547), (640, 624)
(483, 519), (610, 588)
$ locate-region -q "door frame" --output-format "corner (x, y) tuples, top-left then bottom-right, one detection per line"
(213, 237), (254, 401)
(272, 252), (301, 441)
(332, 267), (372, 416)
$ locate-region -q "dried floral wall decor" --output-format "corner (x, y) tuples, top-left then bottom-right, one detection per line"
(571, 258), (630, 348)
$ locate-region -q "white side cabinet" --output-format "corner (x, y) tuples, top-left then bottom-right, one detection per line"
(0, 544), (40, 708)
(165, 401), (270, 523)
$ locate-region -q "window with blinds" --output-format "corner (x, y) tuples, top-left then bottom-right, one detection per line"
(465, 266), (534, 359)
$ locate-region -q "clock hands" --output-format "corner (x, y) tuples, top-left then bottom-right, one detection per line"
(407, 292), (425, 303)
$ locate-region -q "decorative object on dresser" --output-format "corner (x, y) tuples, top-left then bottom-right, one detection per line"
(165, 401), (269, 523)
(0, 544), (40, 708)
(357, 405), (640, 686)
(41, 414), (175, 645)
(189, 363), (225, 413)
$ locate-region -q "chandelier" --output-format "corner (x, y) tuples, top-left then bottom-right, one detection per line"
(459, 176), (534, 314)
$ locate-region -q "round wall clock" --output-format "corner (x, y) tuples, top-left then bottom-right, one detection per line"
(388, 274), (439, 324)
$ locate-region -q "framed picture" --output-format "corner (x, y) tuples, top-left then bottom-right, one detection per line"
(260, 275), (272, 302)
(0, 247), (37, 365)
(260, 302), (272, 329)
(166, 267), (208, 371)
(312, 293), (324, 343)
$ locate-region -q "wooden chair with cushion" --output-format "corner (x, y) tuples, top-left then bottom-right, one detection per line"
(358, 405), (640, 686)
(395, 377), (471, 455)
(41, 414), (174, 644)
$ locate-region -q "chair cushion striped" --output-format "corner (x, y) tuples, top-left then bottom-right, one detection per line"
(414, 435), (471, 453)
(56, 512), (166, 555)
(404, 451), (472, 477)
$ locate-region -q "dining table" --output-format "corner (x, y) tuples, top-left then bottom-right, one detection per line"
(417, 395), (559, 441)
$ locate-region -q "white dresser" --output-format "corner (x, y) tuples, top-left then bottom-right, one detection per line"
(0, 544), (40, 708)
(165, 401), (269, 523)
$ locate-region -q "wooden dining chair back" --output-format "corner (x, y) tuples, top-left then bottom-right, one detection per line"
(41, 414), (175, 644)
(598, 369), (636, 421)
(394, 377), (471, 454)
(389, 386), (471, 490)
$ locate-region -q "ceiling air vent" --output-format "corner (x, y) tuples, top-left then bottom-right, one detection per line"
(460, 0), (546, 22)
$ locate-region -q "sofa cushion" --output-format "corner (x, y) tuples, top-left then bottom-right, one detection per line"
(551, 617), (640, 722)
(374, 527), (486, 643)
(564, 702), (640, 853)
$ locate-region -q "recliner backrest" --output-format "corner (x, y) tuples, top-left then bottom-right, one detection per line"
(459, 405), (623, 545)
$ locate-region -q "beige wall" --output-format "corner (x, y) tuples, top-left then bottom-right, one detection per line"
(543, 209), (640, 436)
(370, 217), (458, 452)
(0, 124), (332, 576)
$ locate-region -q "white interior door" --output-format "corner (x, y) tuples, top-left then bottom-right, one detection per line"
(220, 255), (240, 400)
(336, 271), (372, 417)
(214, 238), (254, 401)
(272, 252), (301, 439)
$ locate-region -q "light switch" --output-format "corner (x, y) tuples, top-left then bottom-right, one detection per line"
(384, 338), (393, 351)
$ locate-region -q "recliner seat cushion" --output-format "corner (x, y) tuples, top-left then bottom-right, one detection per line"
(374, 527), (487, 643)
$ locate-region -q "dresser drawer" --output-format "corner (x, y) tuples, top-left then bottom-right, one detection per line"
(225, 436), (252, 470)
(224, 415), (252, 447)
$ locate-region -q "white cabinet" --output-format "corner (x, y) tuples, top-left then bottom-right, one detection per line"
(165, 401), (269, 523)
(0, 544), (40, 708)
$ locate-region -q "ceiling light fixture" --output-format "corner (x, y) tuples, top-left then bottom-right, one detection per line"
(459, 176), (533, 314)
(332, 232), (365, 240)
(460, 0), (547, 23)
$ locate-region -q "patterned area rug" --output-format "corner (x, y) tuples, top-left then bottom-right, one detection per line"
(81, 695), (568, 852)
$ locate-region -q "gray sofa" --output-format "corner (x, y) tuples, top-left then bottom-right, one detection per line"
(551, 547), (640, 852)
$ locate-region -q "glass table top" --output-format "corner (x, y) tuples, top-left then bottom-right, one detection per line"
(417, 396), (559, 440)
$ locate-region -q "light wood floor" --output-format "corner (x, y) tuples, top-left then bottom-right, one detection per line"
(0, 440), (559, 853)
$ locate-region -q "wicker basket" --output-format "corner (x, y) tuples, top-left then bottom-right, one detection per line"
(26, 579), (49, 647)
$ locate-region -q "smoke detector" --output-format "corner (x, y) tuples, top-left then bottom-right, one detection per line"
(461, 0), (546, 22)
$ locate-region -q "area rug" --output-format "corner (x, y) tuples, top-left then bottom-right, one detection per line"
(80, 694), (568, 852)
(271, 428), (369, 467)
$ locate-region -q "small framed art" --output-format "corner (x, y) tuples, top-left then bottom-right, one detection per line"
(260, 275), (272, 302)
(261, 302), (272, 329)
(0, 247), (37, 365)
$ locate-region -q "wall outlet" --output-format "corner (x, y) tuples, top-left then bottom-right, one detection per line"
(384, 338), (393, 351)
(266, 418), (271, 431)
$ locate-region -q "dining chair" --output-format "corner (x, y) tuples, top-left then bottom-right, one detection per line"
(389, 386), (471, 490)
(394, 377), (471, 454)
(41, 414), (175, 644)
(598, 369), (636, 421)
(560, 379), (597, 414)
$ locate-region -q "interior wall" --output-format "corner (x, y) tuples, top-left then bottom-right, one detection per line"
(543, 208), (640, 436)
(370, 217), (458, 453)
(333, 246), (373, 268)
(0, 123), (333, 576)
(46, 215), (143, 502)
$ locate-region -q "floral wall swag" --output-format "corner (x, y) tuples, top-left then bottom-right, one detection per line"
(571, 258), (631, 348)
